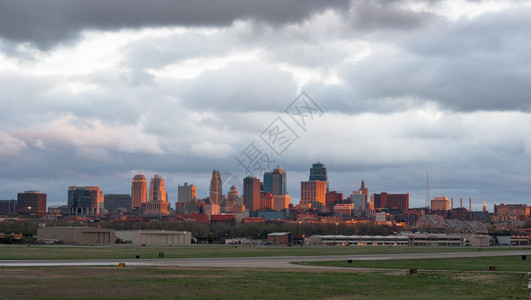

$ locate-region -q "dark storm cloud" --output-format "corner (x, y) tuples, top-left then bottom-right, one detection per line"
(350, 0), (440, 31)
(0, 0), (351, 49)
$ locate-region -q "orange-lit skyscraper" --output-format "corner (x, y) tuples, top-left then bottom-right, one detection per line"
(300, 181), (327, 211)
(243, 176), (260, 214)
(131, 174), (147, 209)
(149, 174), (167, 202)
(144, 174), (169, 216)
(210, 170), (222, 205)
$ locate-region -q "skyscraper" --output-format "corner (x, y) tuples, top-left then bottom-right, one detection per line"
(243, 176), (261, 214)
(145, 174), (169, 217)
(350, 180), (369, 211)
(131, 174), (147, 209)
(209, 170), (222, 205)
(300, 181), (327, 211)
(149, 174), (167, 202)
(17, 190), (47, 216)
(263, 166), (287, 195)
(309, 162), (328, 191)
(178, 182), (197, 203)
(68, 186), (104, 215)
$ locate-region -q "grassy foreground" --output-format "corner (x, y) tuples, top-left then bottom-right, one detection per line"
(0, 266), (529, 300)
(298, 255), (531, 272)
(0, 244), (525, 260)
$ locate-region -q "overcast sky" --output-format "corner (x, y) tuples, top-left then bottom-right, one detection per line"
(1, 0), (531, 210)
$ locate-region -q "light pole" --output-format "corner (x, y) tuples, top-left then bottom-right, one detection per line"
(27, 206), (32, 237)
(335, 222), (339, 245)
(298, 221), (302, 245)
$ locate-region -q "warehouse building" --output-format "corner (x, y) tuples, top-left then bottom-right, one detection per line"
(37, 227), (116, 244)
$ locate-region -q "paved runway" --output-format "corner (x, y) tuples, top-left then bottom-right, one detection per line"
(2, 250), (530, 268)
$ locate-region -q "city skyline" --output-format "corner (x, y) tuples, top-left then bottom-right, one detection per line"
(1, 1), (531, 209)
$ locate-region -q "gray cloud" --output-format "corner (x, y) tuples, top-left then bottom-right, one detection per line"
(0, 0), (351, 49)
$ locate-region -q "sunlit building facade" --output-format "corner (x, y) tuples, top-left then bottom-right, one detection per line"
(131, 174), (147, 209)
(243, 176), (261, 214)
(68, 186), (104, 216)
(210, 170), (222, 205)
(300, 181), (327, 211)
(263, 166), (287, 195)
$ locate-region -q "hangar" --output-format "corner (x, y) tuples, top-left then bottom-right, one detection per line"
(115, 230), (193, 245)
(37, 227), (116, 245)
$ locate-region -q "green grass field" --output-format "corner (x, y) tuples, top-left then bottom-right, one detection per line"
(0, 265), (528, 299)
(298, 255), (531, 272)
(0, 244), (525, 260)
(2, 246), (531, 299)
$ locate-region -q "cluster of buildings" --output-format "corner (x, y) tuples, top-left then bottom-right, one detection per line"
(1, 162), (530, 230)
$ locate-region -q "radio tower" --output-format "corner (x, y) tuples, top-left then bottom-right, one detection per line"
(425, 169), (430, 209)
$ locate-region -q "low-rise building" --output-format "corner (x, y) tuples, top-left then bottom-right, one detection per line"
(115, 230), (192, 245)
(37, 227), (116, 244)
(267, 232), (292, 245)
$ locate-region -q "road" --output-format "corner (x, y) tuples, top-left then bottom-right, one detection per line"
(1, 250), (530, 268)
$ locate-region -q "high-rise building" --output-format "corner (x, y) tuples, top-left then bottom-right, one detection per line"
(309, 162), (328, 191)
(210, 170), (222, 205)
(326, 191), (343, 212)
(178, 183), (197, 203)
(104, 194), (132, 213)
(144, 174), (169, 217)
(17, 191), (47, 216)
(373, 192), (409, 212)
(131, 174), (147, 209)
(263, 166), (287, 195)
(260, 191), (273, 210)
(149, 174), (167, 202)
(300, 181), (327, 211)
(350, 181), (370, 212)
(68, 186), (104, 215)
(431, 196), (450, 211)
(272, 195), (290, 211)
(0, 199), (17, 216)
(224, 185), (245, 213)
(243, 176), (261, 214)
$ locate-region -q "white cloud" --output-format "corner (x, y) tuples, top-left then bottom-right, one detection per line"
(0, 131), (27, 156)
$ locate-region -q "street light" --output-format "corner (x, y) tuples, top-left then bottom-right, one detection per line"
(27, 206), (32, 238)
(335, 222), (339, 245)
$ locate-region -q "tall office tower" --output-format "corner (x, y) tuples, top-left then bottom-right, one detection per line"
(68, 186), (104, 215)
(17, 191), (47, 216)
(300, 181), (327, 211)
(209, 170), (222, 205)
(243, 176), (261, 214)
(260, 191), (273, 210)
(350, 180), (370, 211)
(309, 162), (328, 191)
(178, 182), (197, 203)
(263, 166), (287, 195)
(225, 185), (238, 213)
(145, 174), (169, 217)
(131, 174), (147, 209)
(149, 174), (167, 202)
(431, 196), (450, 211)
